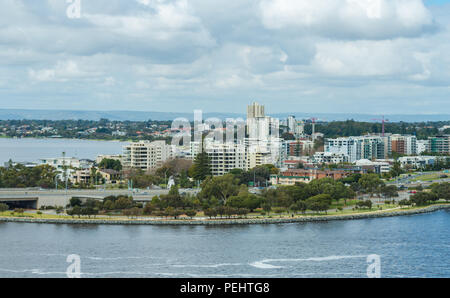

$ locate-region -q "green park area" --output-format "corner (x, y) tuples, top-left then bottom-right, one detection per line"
(410, 172), (449, 182)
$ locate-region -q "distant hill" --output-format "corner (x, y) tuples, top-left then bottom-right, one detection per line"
(0, 109), (448, 123)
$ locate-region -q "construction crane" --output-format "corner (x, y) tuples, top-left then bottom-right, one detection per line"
(372, 116), (389, 137)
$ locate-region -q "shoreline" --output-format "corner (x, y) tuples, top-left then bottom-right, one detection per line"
(0, 136), (131, 143)
(1, 204), (449, 226)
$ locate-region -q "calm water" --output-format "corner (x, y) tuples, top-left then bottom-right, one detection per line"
(0, 138), (127, 164)
(0, 210), (449, 278)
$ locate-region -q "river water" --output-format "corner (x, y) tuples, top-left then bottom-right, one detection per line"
(0, 138), (127, 164)
(0, 210), (449, 278)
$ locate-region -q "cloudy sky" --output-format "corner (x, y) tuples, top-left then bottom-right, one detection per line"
(0, 0), (449, 114)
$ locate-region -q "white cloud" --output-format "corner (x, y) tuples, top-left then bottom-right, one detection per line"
(260, 0), (434, 39)
(0, 0), (449, 114)
(28, 60), (94, 82)
(312, 40), (424, 77)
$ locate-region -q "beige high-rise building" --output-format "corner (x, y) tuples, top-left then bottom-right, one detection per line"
(247, 102), (265, 119)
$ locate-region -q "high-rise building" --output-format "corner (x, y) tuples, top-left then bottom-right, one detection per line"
(247, 102), (265, 119)
(390, 134), (417, 155)
(205, 142), (246, 176)
(286, 140), (314, 157)
(416, 140), (430, 154)
(287, 115), (296, 133)
(294, 120), (305, 138)
(245, 102), (284, 168)
(428, 135), (450, 154)
(123, 140), (173, 171)
(325, 136), (387, 163)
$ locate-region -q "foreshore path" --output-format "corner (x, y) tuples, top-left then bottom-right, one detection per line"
(1, 204), (449, 226)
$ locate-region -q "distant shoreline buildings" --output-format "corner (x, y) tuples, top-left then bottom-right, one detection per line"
(4, 102), (449, 187)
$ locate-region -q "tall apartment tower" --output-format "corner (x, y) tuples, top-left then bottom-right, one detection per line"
(247, 102), (265, 119)
(287, 115), (296, 133)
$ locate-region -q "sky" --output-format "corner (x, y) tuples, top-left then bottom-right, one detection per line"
(0, 0), (449, 115)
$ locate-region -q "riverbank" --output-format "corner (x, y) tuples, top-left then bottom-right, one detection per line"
(1, 204), (449, 226)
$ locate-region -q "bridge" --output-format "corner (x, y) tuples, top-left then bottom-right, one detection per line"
(0, 197), (38, 209)
(0, 188), (200, 209)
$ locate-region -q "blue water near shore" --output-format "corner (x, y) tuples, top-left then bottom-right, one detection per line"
(0, 138), (127, 164)
(0, 210), (449, 278)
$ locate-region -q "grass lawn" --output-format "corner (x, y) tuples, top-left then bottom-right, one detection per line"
(411, 172), (446, 182)
(0, 211), (71, 219)
(1, 202), (448, 221)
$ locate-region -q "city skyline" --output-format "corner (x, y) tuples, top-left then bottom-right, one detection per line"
(0, 0), (450, 114)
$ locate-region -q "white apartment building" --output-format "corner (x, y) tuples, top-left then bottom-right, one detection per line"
(122, 140), (172, 171)
(287, 115), (296, 133)
(312, 152), (349, 164)
(416, 140), (430, 154)
(39, 157), (93, 170)
(355, 159), (391, 174)
(189, 141), (203, 160)
(398, 156), (437, 169)
(325, 135), (388, 163)
(205, 142), (246, 176)
(245, 137), (286, 169)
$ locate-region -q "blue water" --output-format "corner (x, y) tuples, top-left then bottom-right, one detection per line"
(0, 138), (127, 164)
(0, 210), (449, 278)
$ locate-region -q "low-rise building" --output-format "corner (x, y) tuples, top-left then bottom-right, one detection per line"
(398, 156), (438, 169)
(270, 168), (364, 185)
(98, 169), (122, 184)
(311, 152), (349, 164)
(355, 159), (391, 174)
(39, 157), (93, 170)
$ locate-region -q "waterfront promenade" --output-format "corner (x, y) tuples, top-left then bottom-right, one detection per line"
(1, 204), (449, 226)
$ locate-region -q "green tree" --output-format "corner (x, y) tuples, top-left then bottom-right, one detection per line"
(306, 194), (332, 214)
(69, 197), (82, 207)
(204, 208), (217, 219)
(0, 203), (8, 213)
(290, 201), (307, 214)
(389, 161), (404, 178)
(431, 183), (450, 201)
(380, 185), (399, 198)
(410, 192), (437, 206)
(191, 151), (211, 182)
(262, 203), (272, 215)
(198, 174), (240, 205)
(185, 209), (197, 219)
(98, 158), (122, 171)
(358, 174), (385, 197)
